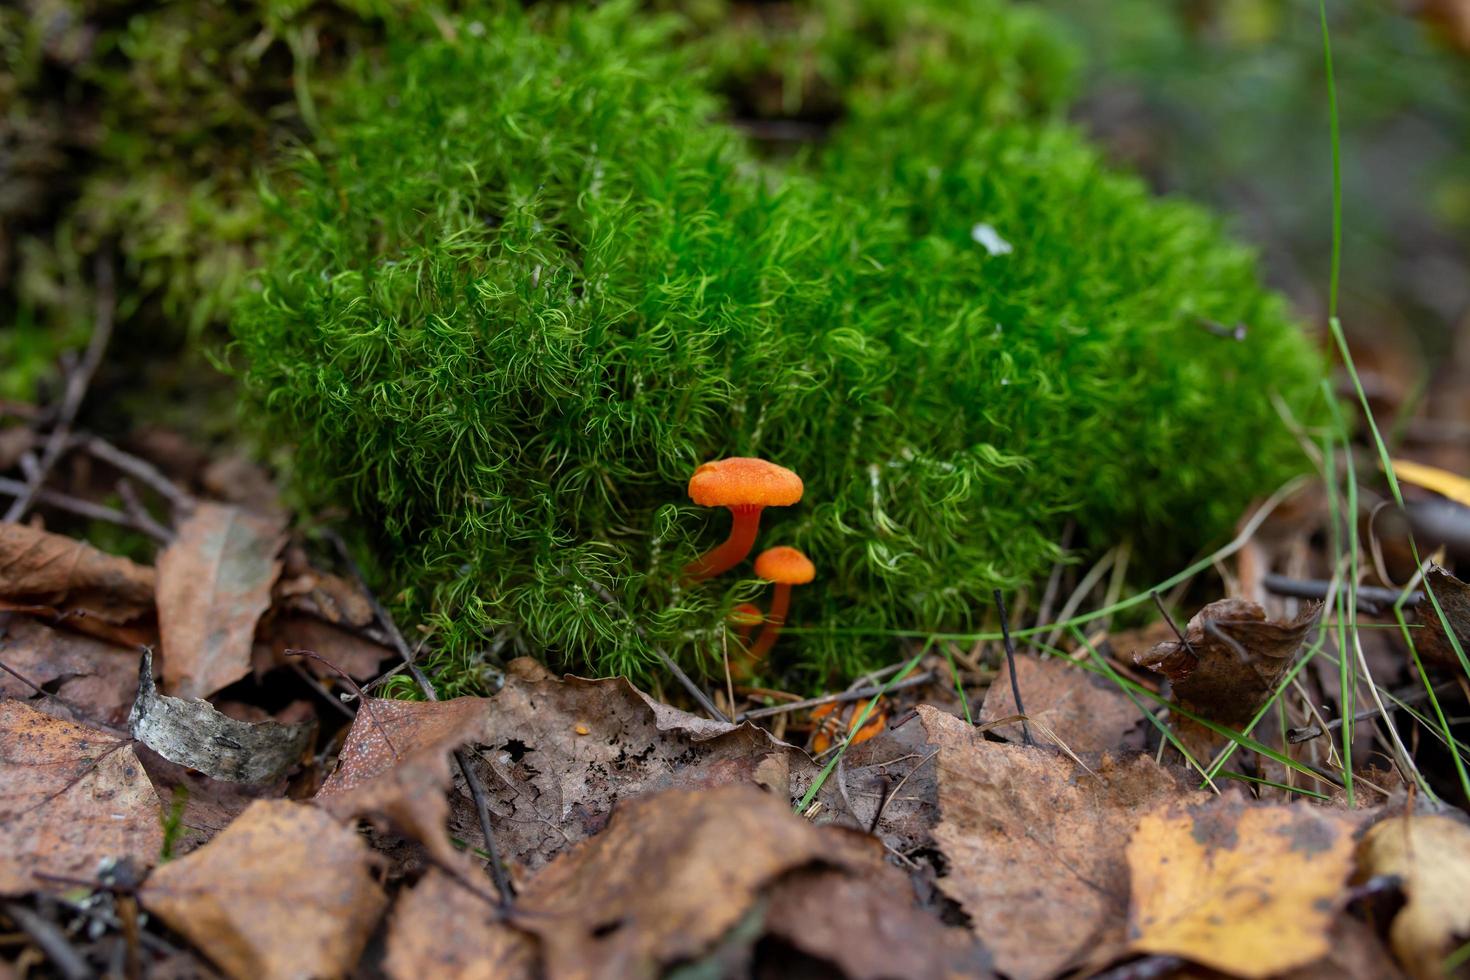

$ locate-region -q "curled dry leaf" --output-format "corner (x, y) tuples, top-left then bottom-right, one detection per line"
(921, 705), (1202, 980)
(1415, 566), (1470, 671)
(1126, 796), (1358, 978)
(1357, 813), (1470, 980)
(0, 522), (155, 624)
(981, 652), (1144, 753)
(130, 650), (314, 783)
(1134, 597), (1321, 759)
(156, 501), (288, 700)
(315, 695), (493, 869)
(0, 700), (162, 895)
(460, 661), (818, 873)
(0, 616), (137, 725)
(140, 799), (387, 980)
(509, 784), (870, 978)
(384, 869), (536, 980)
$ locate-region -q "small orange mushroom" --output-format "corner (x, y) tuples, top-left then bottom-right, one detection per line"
(727, 602), (764, 643)
(810, 699), (888, 754)
(749, 545), (814, 659)
(684, 457), (803, 581)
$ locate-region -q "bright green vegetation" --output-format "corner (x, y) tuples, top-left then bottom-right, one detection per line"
(232, 0), (1325, 692)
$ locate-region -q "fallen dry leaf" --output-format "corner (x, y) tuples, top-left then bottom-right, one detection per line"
(981, 653), (1143, 753)
(922, 705), (1202, 980)
(135, 746), (288, 856)
(1134, 598), (1321, 759)
(1126, 796), (1358, 977)
(1392, 458), (1470, 508)
(384, 868), (535, 980)
(1416, 566), (1470, 671)
(0, 522), (155, 624)
(0, 700), (162, 894)
(130, 650), (314, 783)
(461, 661), (817, 873)
(316, 695), (493, 869)
(264, 614), (389, 681)
(274, 545), (375, 629)
(140, 799), (386, 980)
(157, 502), (287, 700)
(509, 784), (868, 978)
(0, 615), (137, 725)
(1358, 813), (1470, 980)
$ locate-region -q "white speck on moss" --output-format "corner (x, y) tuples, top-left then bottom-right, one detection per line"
(971, 223), (1013, 256)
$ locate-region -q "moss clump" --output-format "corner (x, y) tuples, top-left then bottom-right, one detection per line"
(233, 2), (1324, 692)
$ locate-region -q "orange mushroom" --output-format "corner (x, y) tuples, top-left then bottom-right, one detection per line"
(810, 699), (888, 754)
(684, 458), (803, 581)
(749, 545), (814, 659)
(727, 602), (764, 644)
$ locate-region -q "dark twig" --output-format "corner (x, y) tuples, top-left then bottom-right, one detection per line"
(1263, 573), (1421, 614)
(324, 530), (514, 905)
(1287, 682), (1457, 743)
(0, 477), (170, 542)
(581, 577), (729, 723)
(0, 657), (130, 738)
(283, 660), (357, 721)
(114, 479), (175, 543)
(735, 670), (936, 722)
(284, 649), (393, 750)
(4, 255), (115, 524)
(77, 436), (193, 515)
(994, 589), (1033, 745)
(4, 900), (95, 980)
(1152, 591), (1196, 659)
(867, 747), (939, 835)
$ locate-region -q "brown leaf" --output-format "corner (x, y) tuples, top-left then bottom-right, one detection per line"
(461, 663), (818, 874)
(274, 546), (375, 629)
(0, 616), (137, 726)
(1357, 813), (1470, 980)
(0, 700), (163, 895)
(1134, 598), (1321, 759)
(157, 502), (287, 699)
(384, 869), (536, 980)
(1415, 566), (1470, 671)
(135, 747), (287, 856)
(316, 695), (493, 869)
(509, 784), (867, 978)
(762, 863), (996, 980)
(264, 615), (389, 681)
(139, 799), (386, 980)
(1126, 796), (1358, 977)
(981, 653), (1144, 753)
(0, 523), (155, 624)
(922, 705), (1202, 980)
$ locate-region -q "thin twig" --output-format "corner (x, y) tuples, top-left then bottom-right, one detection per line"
(324, 530), (514, 905)
(1287, 681), (1458, 743)
(4, 255), (115, 524)
(994, 589), (1033, 745)
(0, 477), (170, 542)
(77, 436), (193, 515)
(114, 479), (175, 543)
(284, 649), (392, 748)
(0, 657), (130, 738)
(1152, 591), (1196, 658)
(1263, 572), (1421, 613)
(867, 747), (939, 834)
(4, 900), (94, 980)
(735, 671), (936, 722)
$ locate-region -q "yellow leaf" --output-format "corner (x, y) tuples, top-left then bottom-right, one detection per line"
(1126, 798), (1356, 977)
(1390, 458), (1470, 508)
(1358, 814), (1470, 980)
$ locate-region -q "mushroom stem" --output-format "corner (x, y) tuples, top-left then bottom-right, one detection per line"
(685, 504), (763, 581)
(749, 583), (792, 658)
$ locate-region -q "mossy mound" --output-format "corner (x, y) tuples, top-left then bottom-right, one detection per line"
(233, 2), (1325, 691)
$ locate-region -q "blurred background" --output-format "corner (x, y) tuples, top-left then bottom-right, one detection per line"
(3, 0), (1468, 442)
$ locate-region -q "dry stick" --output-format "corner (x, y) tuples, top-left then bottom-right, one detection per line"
(1262, 572), (1422, 613)
(3, 900), (94, 980)
(325, 532), (514, 905)
(3, 256), (115, 524)
(735, 670), (936, 722)
(1287, 681), (1458, 743)
(114, 479), (175, 544)
(77, 436), (194, 515)
(0, 477), (170, 542)
(866, 746), (940, 835)
(993, 589), (1033, 746)
(580, 578), (729, 723)
(283, 660), (357, 721)
(1151, 591), (1197, 658)
(0, 657), (130, 738)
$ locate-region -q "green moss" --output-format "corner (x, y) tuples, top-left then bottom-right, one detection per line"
(234, 1), (1323, 692)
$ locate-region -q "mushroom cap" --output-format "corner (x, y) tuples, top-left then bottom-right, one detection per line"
(727, 603), (764, 627)
(754, 546), (815, 585)
(688, 457), (803, 509)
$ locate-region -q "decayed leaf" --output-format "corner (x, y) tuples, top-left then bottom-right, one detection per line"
(264, 615), (389, 681)
(140, 799), (386, 980)
(1358, 813), (1470, 980)
(460, 661), (817, 873)
(135, 747), (287, 856)
(130, 650), (314, 783)
(1416, 566), (1470, 671)
(384, 869), (536, 980)
(509, 784), (867, 978)
(0, 523), (155, 624)
(274, 545), (375, 629)
(981, 653), (1143, 753)
(922, 705), (1201, 980)
(1134, 598), (1321, 758)
(316, 695), (493, 868)
(0, 700), (163, 894)
(157, 502), (287, 699)
(0, 616), (137, 725)
(1126, 796), (1358, 977)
